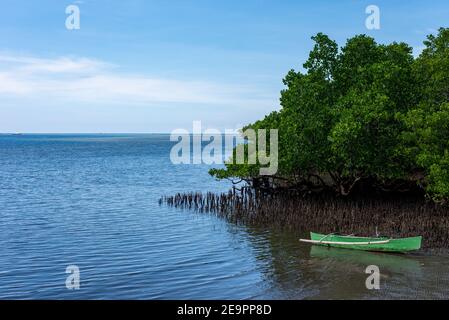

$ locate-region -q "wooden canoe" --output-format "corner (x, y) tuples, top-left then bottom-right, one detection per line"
(300, 232), (422, 253)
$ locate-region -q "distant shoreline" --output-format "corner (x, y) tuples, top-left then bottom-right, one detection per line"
(0, 132), (240, 135)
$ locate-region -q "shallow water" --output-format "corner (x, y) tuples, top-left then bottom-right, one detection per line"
(0, 134), (448, 299)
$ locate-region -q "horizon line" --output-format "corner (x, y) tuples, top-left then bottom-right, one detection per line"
(0, 132), (242, 135)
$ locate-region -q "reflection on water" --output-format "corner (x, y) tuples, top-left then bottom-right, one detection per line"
(1, 134), (449, 299)
(309, 246), (422, 274)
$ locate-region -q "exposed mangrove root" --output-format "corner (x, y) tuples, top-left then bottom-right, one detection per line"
(160, 188), (449, 249)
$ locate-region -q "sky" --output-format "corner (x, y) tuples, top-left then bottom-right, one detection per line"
(0, 0), (448, 133)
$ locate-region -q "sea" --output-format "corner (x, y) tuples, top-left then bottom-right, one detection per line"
(1, 134), (448, 299)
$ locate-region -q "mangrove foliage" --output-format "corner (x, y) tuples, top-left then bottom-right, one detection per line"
(209, 28), (449, 202)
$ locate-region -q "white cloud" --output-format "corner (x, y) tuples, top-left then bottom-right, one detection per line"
(0, 53), (275, 107)
(0, 55), (108, 74)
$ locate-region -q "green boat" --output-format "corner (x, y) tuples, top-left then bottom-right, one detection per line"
(300, 232), (422, 253)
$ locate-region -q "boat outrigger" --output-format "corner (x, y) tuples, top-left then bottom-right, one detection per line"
(300, 232), (422, 253)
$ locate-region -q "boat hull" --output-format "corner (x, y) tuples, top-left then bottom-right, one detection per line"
(309, 232), (422, 253)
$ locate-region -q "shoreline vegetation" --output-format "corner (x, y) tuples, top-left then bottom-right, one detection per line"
(163, 29), (449, 249)
(160, 189), (449, 249)
(210, 28), (449, 203)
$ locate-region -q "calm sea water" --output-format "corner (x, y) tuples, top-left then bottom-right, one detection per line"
(1, 134), (449, 299)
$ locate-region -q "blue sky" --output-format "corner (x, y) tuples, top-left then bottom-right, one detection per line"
(0, 0), (448, 133)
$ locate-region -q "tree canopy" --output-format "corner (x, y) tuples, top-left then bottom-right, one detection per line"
(210, 28), (449, 202)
